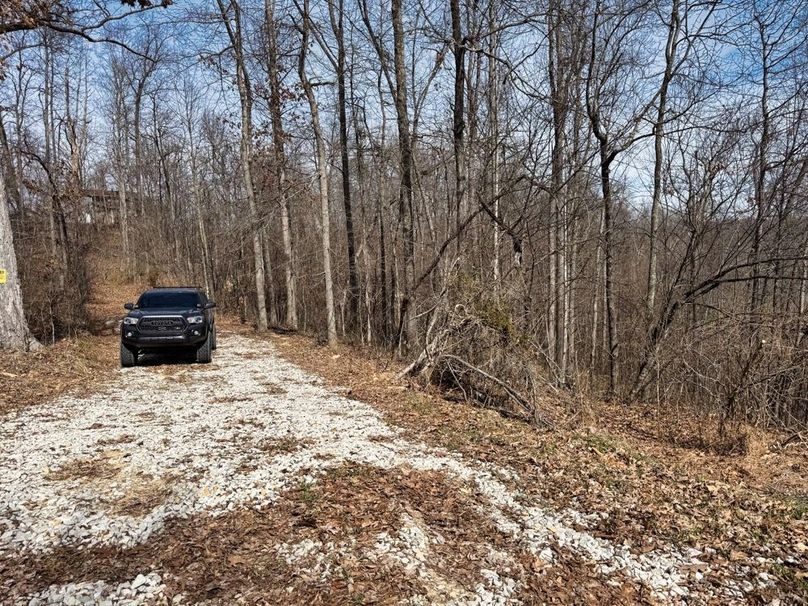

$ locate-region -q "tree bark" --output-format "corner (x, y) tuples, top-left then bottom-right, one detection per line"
(450, 0), (467, 258)
(217, 0), (269, 330)
(586, 2), (621, 398)
(600, 146), (619, 398)
(187, 122), (213, 299)
(488, 1), (500, 286)
(0, 177), (38, 350)
(0, 118), (21, 212)
(329, 0), (360, 335)
(265, 0), (299, 329)
(391, 0), (416, 352)
(110, 58), (132, 276)
(646, 0), (681, 323)
(298, 0), (337, 345)
(548, 0), (568, 384)
(751, 13), (771, 312)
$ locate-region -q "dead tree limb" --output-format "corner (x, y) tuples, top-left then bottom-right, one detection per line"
(437, 354), (555, 429)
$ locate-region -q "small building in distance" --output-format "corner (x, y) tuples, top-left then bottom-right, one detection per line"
(79, 189), (120, 225)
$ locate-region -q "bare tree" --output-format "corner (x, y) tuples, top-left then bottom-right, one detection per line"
(391, 0), (416, 352)
(646, 0), (720, 323)
(264, 0), (299, 329)
(328, 0), (360, 335)
(216, 0), (269, 331)
(3, 0), (808, 428)
(296, 0), (337, 345)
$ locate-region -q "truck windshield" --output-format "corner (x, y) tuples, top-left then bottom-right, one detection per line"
(138, 292), (201, 309)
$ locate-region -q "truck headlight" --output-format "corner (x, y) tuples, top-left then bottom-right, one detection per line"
(123, 317), (139, 325)
(187, 315), (204, 324)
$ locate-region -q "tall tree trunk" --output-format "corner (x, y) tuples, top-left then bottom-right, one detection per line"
(265, 0), (298, 329)
(450, 0), (466, 258)
(42, 39), (59, 261)
(0, 178), (39, 350)
(117, 179), (130, 272)
(299, 0), (337, 345)
(112, 63), (132, 276)
(586, 3), (619, 398)
(379, 168), (389, 342)
(600, 145), (618, 398)
(375, 75), (390, 343)
(195, 190), (213, 299)
(548, 0), (567, 384)
(350, 59), (371, 342)
(0, 117), (22, 212)
(189, 142), (213, 299)
(329, 0), (360, 335)
(751, 16), (771, 312)
(488, 1), (500, 286)
(646, 0), (680, 324)
(590, 206), (604, 374)
(262, 229), (278, 325)
(133, 80), (146, 233)
(797, 260), (807, 347)
(217, 0), (269, 330)
(392, 0), (416, 352)
(567, 208), (577, 379)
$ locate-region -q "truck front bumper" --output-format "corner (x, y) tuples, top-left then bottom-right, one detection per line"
(121, 327), (208, 349)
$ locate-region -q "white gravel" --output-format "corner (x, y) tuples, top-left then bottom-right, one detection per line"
(0, 333), (729, 604)
(19, 572), (165, 606)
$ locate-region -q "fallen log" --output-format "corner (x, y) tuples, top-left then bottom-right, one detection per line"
(435, 354), (555, 430)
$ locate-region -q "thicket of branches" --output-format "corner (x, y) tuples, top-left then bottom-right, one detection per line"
(1, 0), (807, 430)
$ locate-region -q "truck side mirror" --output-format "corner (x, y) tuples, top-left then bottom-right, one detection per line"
(204, 301), (216, 309)
(124, 303), (135, 310)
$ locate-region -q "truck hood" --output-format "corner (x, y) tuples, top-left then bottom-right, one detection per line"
(128, 308), (202, 317)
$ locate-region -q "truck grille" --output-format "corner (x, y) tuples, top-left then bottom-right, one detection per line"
(139, 316), (186, 333)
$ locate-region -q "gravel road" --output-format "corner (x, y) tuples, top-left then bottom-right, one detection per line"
(0, 333), (746, 605)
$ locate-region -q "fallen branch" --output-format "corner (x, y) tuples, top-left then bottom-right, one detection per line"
(776, 430), (806, 450)
(437, 354), (554, 430)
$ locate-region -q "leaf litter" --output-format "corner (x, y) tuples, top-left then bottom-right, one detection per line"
(0, 331), (805, 604)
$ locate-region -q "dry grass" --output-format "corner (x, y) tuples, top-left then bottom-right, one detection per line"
(0, 335), (117, 413)
(83, 232), (147, 329)
(1, 231), (136, 415)
(44, 451), (175, 517)
(255, 435), (312, 455)
(44, 455), (122, 483)
(108, 473), (176, 518)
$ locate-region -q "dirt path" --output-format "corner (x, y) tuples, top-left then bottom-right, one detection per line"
(0, 333), (770, 605)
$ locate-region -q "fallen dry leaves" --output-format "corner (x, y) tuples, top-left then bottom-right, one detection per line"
(3, 313), (806, 602)
(0, 335), (118, 413)
(268, 330), (808, 603)
(1, 463), (648, 605)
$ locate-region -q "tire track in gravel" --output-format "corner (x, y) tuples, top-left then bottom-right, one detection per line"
(0, 333), (742, 605)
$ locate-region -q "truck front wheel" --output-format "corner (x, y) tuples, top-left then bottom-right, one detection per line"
(195, 332), (212, 364)
(120, 342), (137, 368)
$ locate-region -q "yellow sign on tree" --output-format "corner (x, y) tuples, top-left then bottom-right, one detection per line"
(0, 269), (6, 284)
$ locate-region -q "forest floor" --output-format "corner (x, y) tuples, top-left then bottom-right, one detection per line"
(0, 322), (805, 605)
(1, 235), (806, 605)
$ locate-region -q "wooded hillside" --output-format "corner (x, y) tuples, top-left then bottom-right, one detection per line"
(1, 0), (807, 431)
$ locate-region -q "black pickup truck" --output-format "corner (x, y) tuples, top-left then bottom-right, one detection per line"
(120, 287), (217, 367)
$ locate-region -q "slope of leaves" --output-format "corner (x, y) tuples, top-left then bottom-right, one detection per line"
(269, 331), (808, 603)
